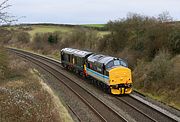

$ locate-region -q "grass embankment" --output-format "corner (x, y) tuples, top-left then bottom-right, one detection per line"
(0, 47), (73, 122)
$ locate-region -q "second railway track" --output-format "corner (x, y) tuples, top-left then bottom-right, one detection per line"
(9, 48), (128, 122)
(8, 48), (180, 122)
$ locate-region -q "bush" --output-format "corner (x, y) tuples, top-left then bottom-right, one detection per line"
(16, 31), (31, 43)
(64, 27), (99, 50)
(32, 33), (45, 50)
(133, 50), (172, 90)
(0, 29), (12, 44)
(48, 33), (58, 44)
(97, 34), (113, 53)
(106, 12), (179, 61)
(148, 50), (171, 81)
(133, 50), (180, 108)
(168, 28), (180, 54)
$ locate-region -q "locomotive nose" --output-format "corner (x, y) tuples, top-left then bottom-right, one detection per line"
(109, 66), (132, 94)
(109, 66), (132, 85)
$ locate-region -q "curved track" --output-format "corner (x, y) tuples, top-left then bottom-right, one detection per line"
(9, 48), (127, 122)
(8, 48), (179, 122)
(115, 95), (177, 122)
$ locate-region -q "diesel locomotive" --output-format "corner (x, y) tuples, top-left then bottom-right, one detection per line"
(61, 48), (132, 95)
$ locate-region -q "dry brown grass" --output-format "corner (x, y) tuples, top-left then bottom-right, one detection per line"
(0, 52), (73, 122)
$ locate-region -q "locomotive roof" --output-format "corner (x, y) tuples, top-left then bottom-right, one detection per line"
(61, 48), (93, 57)
(73, 50), (93, 57)
(61, 48), (78, 54)
(88, 54), (123, 65)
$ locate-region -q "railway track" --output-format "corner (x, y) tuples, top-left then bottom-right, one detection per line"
(8, 47), (180, 122)
(9, 48), (127, 122)
(116, 96), (157, 122)
(115, 95), (178, 122)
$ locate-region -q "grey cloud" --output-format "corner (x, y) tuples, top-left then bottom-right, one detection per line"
(8, 0), (180, 24)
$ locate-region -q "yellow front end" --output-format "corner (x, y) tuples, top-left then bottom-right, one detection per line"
(109, 67), (132, 95)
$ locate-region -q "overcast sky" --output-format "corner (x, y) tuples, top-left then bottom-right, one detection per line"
(6, 0), (180, 24)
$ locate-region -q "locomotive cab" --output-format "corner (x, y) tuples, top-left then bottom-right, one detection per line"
(86, 54), (133, 95)
(106, 59), (132, 94)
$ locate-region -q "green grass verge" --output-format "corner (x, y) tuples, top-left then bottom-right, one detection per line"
(82, 24), (106, 28)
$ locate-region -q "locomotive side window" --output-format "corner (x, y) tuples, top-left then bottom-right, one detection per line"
(114, 60), (120, 66)
(77, 57), (81, 66)
(90, 63), (93, 69)
(114, 60), (127, 67)
(93, 65), (96, 71)
(106, 61), (114, 69)
(92, 62), (97, 71)
(106, 60), (127, 69)
(87, 62), (90, 68)
(120, 60), (127, 67)
(96, 62), (102, 73)
(64, 54), (69, 61)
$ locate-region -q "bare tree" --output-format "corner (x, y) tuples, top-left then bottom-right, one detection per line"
(158, 11), (173, 23)
(0, 0), (17, 25)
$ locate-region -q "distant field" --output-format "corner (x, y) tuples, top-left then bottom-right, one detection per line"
(29, 25), (109, 36)
(82, 24), (106, 28)
(29, 25), (75, 36)
(2, 24), (109, 37)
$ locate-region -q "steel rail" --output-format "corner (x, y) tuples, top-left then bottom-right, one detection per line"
(129, 94), (180, 122)
(116, 97), (157, 122)
(8, 47), (180, 122)
(12, 51), (107, 122)
(10, 49), (127, 122)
